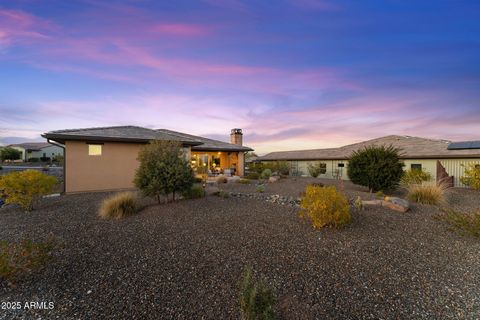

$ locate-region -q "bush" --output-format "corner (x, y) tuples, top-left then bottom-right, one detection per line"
(194, 176), (204, 183)
(39, 157), (51, 162)
(246, 172), (260, 180)
(134, 140), (194, 203)
(238, 178), (251, 184)
(440, 208), (480, 238)
(0, 170), (57, 211)
(375, 191), (385, 199)
(0, 165), (2, 170)
(307, 162), (326, 178)
(99, 192), (138, 219)
(0, 147), (21, 161)
(183, 185), (205, 199)
(460, 164), (480, 190)
(401, 169), (432, 186)
(0, 238), (54, 282)
(273, 161), (290, 176)
(217, 175), (228, 184)
(347, 145), (404, 192)
(256, 184), (265, 193)
(239, 267), (275, 320)
(29, 157), (40, 162)
(213, 190), (230, 198)
(260, 169), (272, 180)
(406, 182), (447, 205)
(53, 155), (64, 165)
(300, 185), (351, 228)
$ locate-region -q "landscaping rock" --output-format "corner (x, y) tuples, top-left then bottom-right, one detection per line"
(385, 197), (410, 212)
(268, 176), (280, 183)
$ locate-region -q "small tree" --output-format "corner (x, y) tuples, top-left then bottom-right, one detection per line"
(134, 140), (194, 203)
(307, 162), (326, 178)
(0, 147), (22, 161)
(0, 170), (58, 211)
(347, 145), (404, 192)
(460, 164), (480, 190)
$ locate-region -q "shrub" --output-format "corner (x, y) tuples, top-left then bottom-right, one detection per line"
(440, 208), (480, 238)
(0, 238), (54, 282)
(29, 157), (40, 162)
(406, 182), (447, 205)
(39, 157), (51, 162)
(239, 267), (275, 320)
(0, 165), (2, 170)
(134, 140), (194, 203)
(375, 191), (385, 199)
(300, 185), (351, 228)
(354, 196), (363, 210)
(238, 178), (251, 184)
(260, 169), (272, 180)
(246, 172), (260, 180)
(194, 176), (204, 183)
(183, 185), (205, 199)
(307, 162), (326, 178)
(347, 145), (404, 192)
(273, 161), (290, 176)
(401, 169), (432, 186)
(0, 147), (21, 161)
(0, 170), (57, 211)
(99, 192), (138, 219)
(217, 175), (228, 184)
(53, 155), (64, 165)
(256, 184), (265, 193)
(460, 164), (480, 190)
(214, 190), (230, 198)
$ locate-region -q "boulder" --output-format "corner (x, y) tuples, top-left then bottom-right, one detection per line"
(269, 176), (280, 183)
(362, 197), (410, 213)
(228, 176), (241, 183)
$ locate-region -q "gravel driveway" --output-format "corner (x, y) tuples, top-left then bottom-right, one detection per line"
(1, 182), (480, 319)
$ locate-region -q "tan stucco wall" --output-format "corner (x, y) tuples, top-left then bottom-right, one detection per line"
(65, 141), (145, 193)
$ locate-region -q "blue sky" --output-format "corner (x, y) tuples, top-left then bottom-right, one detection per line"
(1, 0), (479, 153)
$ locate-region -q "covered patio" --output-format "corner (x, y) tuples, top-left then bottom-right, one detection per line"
(191, 151), (240, 177)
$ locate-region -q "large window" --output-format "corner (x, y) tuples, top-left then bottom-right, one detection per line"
(88, 144), (102, 156)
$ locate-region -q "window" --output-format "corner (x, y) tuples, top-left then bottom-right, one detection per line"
(88, 144), (102, 156)
(411, 164), (422, 170)
(338, 163), (345, 168)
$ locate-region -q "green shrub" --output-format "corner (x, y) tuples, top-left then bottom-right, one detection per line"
(29, 157), (40, 162)
(239, 267), (275, 320)
(0, 165), (2, 170)
(375, 191), (385, 199)
(401, 169), (432, 186)
(354, 196), (363, 210)
(39, 157), (51, 162)
(260, 169), (272, 180)
(0, 147), (21, 161)
(134, 140), (194, 203)
(0, 238), (54, 282)
(183, 185), (205, 199)
(247, 172), (260, 180)
(99, 192), (138, 219)
(0, 170), (58, 211)
(460, 164), (480, 189)
(217, 175), (228, 184)
(439, 208), (480, 238)
(300, 185), (351, 228)
(194, 176), (204, 183)
(256, 184), (265, 193)
(238, 178), (251, 184)
(273, 161), (290, 176)
(406, 182), (447, 205)
(347, 145), (404, 192)
(213, 190), (230, 198)
(307, 162), (326, 178)
(53, 155), (64, 165)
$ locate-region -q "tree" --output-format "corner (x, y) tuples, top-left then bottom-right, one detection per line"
(307, 162), (327, 178)
(134, 140), (194, 203)
(0, 170), (58, 211)
(347, 145), (404, 192)
(460, 164), (480, 190)
(0, 147), (22, 161)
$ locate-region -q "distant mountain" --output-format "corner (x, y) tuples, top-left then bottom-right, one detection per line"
(0, 136), (45, 146)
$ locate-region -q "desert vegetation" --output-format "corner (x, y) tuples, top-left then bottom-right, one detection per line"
(98, 192), (138, 219)
(460, 164), (480, 190)
(307, 162), (327, 178)
(239, 267), (275, 320)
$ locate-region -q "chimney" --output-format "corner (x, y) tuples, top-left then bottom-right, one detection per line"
(230, 128), (243, 146)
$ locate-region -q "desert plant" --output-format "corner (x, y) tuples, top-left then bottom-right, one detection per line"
(300, 185), (351, 228)
(53, 155), (64, 165)
(439, 208), (480, 238)
(29, 157), (40, 162)
(460, 164), (480, 190)
(0, 238), (55, 282)
(182, 185), (205, 199)
(134, 140), (194, 203)
(406, 182), (447, 205)
(246, 172), (260, 180)
(98, 192), (138, 219)
(0, 170), (57, 211)
(307, 162), (327, 178)
(238, 178), (251, 184)
(256, 184), (265, 193)
(354, 196), (363, 210)
(260, 169), (272, 180)
(375, 191), (385, 199)
(273, 161), (290, 176)
(347, 145), (404, 192)
(401, 169), (432, 186)
(217, 175), (228, 184)
(239, 267), (275, 320)
(0, 147), (21, 161)
(213, 190), (230, 198)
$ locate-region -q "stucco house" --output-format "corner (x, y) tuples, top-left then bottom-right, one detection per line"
(42, 126), (252, 193)
(9, 142), (64, 162)
(258, 135), (480, 188)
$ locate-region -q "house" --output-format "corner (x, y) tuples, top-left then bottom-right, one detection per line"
(9, 142), (64, 162)
(257, 135), (480, 188)
(42, 126), (253, 193)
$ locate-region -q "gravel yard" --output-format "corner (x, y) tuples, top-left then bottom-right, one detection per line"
(1, 178), (480, 319)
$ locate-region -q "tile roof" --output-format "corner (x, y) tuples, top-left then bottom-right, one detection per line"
(259, 135), (480, 161)
(9, 142), (52, 151)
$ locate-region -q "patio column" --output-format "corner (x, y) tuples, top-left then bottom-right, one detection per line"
(237, 152), (245, 177)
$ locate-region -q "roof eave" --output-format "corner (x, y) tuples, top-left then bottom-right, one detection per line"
(42, 133), (202, 146)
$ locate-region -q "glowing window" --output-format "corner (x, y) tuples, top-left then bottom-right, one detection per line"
(88, 144), (102, 156)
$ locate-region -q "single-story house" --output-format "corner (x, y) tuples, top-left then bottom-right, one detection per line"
(257, 135), (480, 188)
(9, 142), (64, 162)
(42, 126), (253, 193)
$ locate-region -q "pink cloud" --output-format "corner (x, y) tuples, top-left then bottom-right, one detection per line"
(0, 9), (53, 47)
(151, 23), (212, 37)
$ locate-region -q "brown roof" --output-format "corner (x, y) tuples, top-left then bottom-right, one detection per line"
(259, 135), (480, 161)
(10, 142), (52, 151)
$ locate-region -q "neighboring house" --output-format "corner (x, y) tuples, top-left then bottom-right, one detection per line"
(9, 142), (64, 162)
(258, 135), (480, 188)
(42, 126), (253, 193)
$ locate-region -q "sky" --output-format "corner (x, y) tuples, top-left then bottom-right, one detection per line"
(0, 0), (479, 154)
